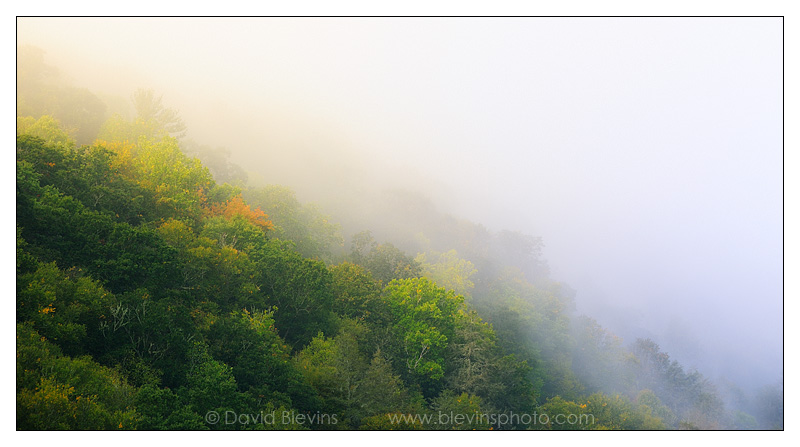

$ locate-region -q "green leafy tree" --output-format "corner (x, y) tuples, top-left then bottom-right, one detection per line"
(354, 350), (413, 421)
(538, 396), (592, 430)
(17, 324), (139, 430)
(180, 341), (247, 428)
(134, 384), (207, 430)
(383, 278), (463, 396)
(16, 157), (180, 295)
(415, 249), (477, 297)
(205, 309), (319, 412)
(131, 89), (187, 139)
(477, 267), (581, 400)
(428, 391), (491, 430)
(328, 262), (385, 322)
(244, 185), (342, 260)
(17, 115), (75, 147)
(572, 315), (633, 395)
(445, 310), (536, 421)
(17, 261), (114, 357)
(253, 241), (336, 348)
(98, 290), (198, 389)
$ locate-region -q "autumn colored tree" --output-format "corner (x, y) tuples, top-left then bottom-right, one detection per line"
(205, 194), (274, 232)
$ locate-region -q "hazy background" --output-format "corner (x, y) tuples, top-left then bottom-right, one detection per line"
(16, 17), (783, 389)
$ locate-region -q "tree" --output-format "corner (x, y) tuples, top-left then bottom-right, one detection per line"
(348, 233), (421, 285)
(180, 341), (246, 428)
(753, 382), (784, 429)
(204, 194), (274, 232)
(415, 249), (477, 297)
(328, 262), (384, 322)
(244, 185), (342, 260)
(571, 315), (632, 395)
(294, 329), (369, 422)
(428, 391), (491, 430)
(354, 350), (411, 420)
(16, 323), (139, 430)
(17, 46), (107, 145)
(131, 88), (187, 139)
(17, 115), (75, 147)
(134, 384), (206, 430)
(253, 241), (336, 348)
(383, 278), (463, 395)
(629, 338), (726, 428)
(16, 156), (180, 295)
(204, 309), (318, 413)
(182, 141), (248, 185)
(17, 261), (114, 357)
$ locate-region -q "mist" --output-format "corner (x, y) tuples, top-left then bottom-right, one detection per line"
(17, 16), (782, 407)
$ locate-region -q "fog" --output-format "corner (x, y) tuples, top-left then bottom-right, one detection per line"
(17, 17), (782, 391)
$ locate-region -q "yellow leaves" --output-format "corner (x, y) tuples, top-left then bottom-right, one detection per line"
(39, 305), (55, 314)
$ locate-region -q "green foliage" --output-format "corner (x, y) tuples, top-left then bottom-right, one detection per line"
(445, 310), (536, 421)
(16, 135), (158, 225)
(17, 261), (113, 357)
(349, 231), (421, 284)
(201, 215), (266, 253)
(354, 350), (411, 419)
(16, 156), (180, 295)
(753, 383), (784, 429)
(134, 384), (206, 430)
(572, 315), (632, 395)
(128, 136), (214, 223)
(254, 240), (336, 348)
(181, 341), (247, 427)
(98, 290), (198, 388)
(383, 278), (463, 394)
(636, 389), (676, 428)
(17, 46), (107, 145)
(17, 115), (75, 147)
(477, 267), (581, 400)
(629, 338), (725, 428)
(15, 68), (749, 430)
(205, 309), (318, 412)
(414, 249), (477, 297)
(538, 396), (592, 430)
(428, 391), (491, 430)
(328, 262), (384, 322)
(244, 185), (343, 261)
(17, 324), (139, 430)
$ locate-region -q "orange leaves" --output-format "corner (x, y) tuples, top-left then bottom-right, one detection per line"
(205, 194), (274, 231)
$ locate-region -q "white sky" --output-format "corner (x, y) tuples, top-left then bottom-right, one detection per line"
(15, 15), (786, 387)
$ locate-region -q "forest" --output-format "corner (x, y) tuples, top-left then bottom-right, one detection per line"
(15, 43), (783, 431)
